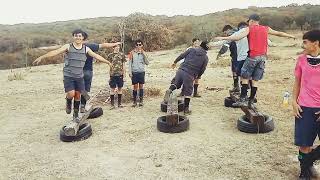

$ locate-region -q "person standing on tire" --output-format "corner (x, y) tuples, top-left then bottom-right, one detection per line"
(164, 41), (209, 115)
(174, 38), (201, 97)
(107, 43), (126, 109)
(36, 36), (121, 113)
(33, 29), (112, 120)
(210, 24), (247, 93)
(80, 41), (121, 113)
(215, 14), (295, 108)
(128, 39), (149, 107)
(292, 30), (320, 179)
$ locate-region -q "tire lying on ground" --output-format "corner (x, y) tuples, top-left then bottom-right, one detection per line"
(88, 107), (103, 119)
(224, 97), (239, 108)
(60, 123), (93, 142)
(161, 100), (184, 112)
(157, 115), (189, 133)
(237, 115), (274, 133)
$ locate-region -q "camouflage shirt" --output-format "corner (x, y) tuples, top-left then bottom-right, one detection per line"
(107, 52), (126, 76)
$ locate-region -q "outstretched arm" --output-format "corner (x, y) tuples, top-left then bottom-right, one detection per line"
(33, 44), (69, 65)
(215, 27), (249, 41)
(37, 45), (62, 50)
(99, 42), (122, 49)
(87, 49), (112, 67)
(268, 27), (295, 39)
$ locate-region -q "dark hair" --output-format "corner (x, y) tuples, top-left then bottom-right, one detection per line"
(248, 14), (260, 22)
(237, 22), (248, 29)
(192, 38), (200, 43)
(303, 30), (320, 47)
(200, 40), (209, 51)
(135, 39), (143, 45)
(222, 25), (233, 32)
(72, 29), (88, 40)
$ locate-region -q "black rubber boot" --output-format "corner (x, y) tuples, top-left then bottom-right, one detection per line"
(65, 97), (72, 114)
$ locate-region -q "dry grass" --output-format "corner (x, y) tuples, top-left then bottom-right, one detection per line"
(210, 56), (231, 68)
(8, 72), (25, 81)
(91, 87), (162, 106)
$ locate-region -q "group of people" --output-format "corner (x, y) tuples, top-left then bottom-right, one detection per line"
(32, 13), (320, 179)
(33, 30), (149, 119)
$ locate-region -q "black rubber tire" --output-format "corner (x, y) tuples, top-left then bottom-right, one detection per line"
(237, 115), (275, 133)
(88, 107), (103, 119)
(224, 97), (239, 108)
(161, 100), (184, 112)
(60, 123), (93, 142)
(157, 115), (189, 133)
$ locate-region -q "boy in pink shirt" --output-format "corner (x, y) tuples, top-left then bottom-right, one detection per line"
(293, 30), (320, 179)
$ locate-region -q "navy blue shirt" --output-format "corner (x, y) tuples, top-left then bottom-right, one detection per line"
(83, 43), (100, 71)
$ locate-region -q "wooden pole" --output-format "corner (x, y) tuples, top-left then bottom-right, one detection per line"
(166, 91), (179, 126)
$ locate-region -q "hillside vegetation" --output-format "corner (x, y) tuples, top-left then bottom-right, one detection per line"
(0, 3), (319, 69)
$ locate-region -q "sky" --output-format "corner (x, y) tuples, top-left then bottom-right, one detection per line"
(1, 0), (319, 25)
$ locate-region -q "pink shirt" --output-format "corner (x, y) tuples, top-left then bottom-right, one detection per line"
(295, 54), (320, 108)
(248, 25), (268, 57)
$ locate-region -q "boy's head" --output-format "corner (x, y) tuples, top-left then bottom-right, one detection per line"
(135, 39), (143, 51)
(222, 25), (233, 36)
(111, 41), (121, 53)
(72, 29), (88, 43)
(192, 38), (200, 47)
(237, 22), (248, 30)
(302, 30), (320, 54)
(247, 14), (260, 26)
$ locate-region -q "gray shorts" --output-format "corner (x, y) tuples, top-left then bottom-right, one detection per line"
(172, 70), (194, 97)
(241, 56), (266, 81)
(63, 76), (85, 93)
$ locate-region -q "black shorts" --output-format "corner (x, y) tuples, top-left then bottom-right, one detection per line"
(295, 106), (320, 147)
(131, 72), (145, 85)
(63, 76), (85, 93)
(109, 75), (124, 89)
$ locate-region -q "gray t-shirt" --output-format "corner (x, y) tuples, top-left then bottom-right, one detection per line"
(63, 44), (88, 78)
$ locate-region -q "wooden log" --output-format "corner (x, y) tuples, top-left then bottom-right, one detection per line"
(166, 91), (179, 126)
(241, 106), (265, 131)
(63, 105), (94, 136)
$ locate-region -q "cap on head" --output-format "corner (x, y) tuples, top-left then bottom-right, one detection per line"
(247, 14), (260, 22)
(200, 41), (209, 51)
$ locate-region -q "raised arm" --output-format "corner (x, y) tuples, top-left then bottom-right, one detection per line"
(87, 49), (112, 67)
(268, 27), (295, 39)
(99, 42), (122, 49)
(37, 45), (62, 50)
(215, 27), (249, 41)
(33, 44), (69, 65)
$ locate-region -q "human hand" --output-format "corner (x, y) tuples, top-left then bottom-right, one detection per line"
(292, 101), (303, 118)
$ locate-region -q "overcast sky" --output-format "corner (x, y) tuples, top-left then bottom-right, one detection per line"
(1, 0), (319, 25)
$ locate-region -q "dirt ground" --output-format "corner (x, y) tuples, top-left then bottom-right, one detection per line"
(0, 33), (315, 180)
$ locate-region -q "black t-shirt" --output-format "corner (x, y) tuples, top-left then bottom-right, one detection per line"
(83, 43), (100, 71)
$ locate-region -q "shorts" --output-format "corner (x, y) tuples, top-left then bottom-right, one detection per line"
(63, 76), (85, 93)
(235, 60), (245, 76)
(241, 56), (266, 81)
(295, 106), (320, 147)
(109, 75), (124, 89)
(83, 70), (93, 92)
(132, 72), (145, 85)
(172, 69), (194, 97)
